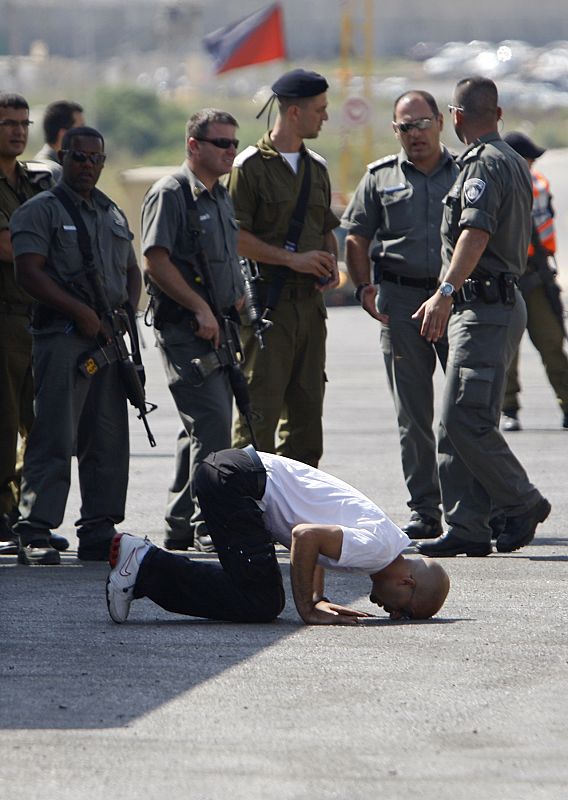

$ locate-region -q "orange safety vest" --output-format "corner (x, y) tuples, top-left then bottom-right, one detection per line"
(529, 169), (556, 257)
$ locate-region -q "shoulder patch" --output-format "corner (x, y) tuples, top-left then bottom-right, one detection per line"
(232, 145), (259, 168)
(306, 148), (327, 168)
(367, 154), (398, 173)
(463, 178), (486, 204)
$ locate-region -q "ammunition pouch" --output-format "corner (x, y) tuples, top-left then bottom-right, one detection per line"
(454, 273), (517, 307)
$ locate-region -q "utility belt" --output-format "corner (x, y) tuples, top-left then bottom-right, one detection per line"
(454, 273), (517, 307)
(381, 271), (439, 290)
(0, 300), (33, 316)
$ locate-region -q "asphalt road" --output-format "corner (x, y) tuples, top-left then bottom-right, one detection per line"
(1, 305), (567, 800)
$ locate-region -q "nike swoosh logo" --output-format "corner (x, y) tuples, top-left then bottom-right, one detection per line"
(119, 548), (137, 578)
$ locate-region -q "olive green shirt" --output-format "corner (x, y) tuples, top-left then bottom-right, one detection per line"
(341, 146), (459, 280)
(226, 131), (339, 285)
(441, 132), (533, 278)
(0, 162), (52, 306)
(10, 181), (136, 329)
(141, 162), (244, 310)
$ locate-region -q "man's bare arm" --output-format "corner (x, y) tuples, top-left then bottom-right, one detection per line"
(290, 524), (372, 625)
(144, 246), (220, 347)
(0, 229), (13, 262)
(126, 259), (142, 312)
(345, 233), (387, 322)
(412, 227), (490, 342)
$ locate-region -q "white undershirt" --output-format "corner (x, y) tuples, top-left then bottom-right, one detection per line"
(280, 151), (301, 173)
(258, 453), (410, 575)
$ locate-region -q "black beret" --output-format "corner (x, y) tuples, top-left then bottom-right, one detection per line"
(271, 69), (328, 98)
(503, 131), (545, 160)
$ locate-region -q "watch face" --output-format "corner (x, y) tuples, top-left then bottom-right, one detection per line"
(440, 282), (454, 296)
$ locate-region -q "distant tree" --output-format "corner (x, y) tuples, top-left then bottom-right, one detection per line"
(94, 86), (186, 157)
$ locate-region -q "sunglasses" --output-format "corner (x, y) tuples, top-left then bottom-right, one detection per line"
(194, 137), (239, 150)
(63, 150), (107, 165)
(393, 117), (435, 134)
(447, 104), (465, 113)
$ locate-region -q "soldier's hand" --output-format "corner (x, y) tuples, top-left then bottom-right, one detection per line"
(316, 254), (340, 292)
(74, 306), (103, 339)
(412, 293), (452, 342)
(290, 249), (336, 280)
(359, 284), (389, 323)
(194, 306), (220, 348)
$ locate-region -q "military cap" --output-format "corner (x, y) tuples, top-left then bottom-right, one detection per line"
(503, 131), (545, 160)
(271, 69), (328, 98)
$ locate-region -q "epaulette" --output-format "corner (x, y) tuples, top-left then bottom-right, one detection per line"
(23, 160), (54, 188)
(306, 148), (327, 168)
(232, 145), (259, 168)
(461, 143), (485, 163)
(367, 154), (398, 173)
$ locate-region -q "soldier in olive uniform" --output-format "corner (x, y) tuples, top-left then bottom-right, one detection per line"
(226, 69), (339, 468)
(414, 77), (550, 558)
(11, 126), (141, 565)
(142, 109), (244, 552)
(0, 92), (69, 555)
(342, 90), (459, 540)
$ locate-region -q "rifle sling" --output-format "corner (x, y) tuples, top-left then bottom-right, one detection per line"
(264, 151), (312, 311)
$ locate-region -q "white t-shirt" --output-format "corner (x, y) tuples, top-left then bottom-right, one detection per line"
(258, 453), (410, 575)
(280, 152), (301, 173)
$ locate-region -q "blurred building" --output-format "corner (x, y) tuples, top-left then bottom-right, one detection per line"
(1, 0), (567, 61)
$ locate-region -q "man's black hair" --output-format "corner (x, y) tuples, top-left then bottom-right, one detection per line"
(454, 77), (498, 118)
(61, 126), (105, 152)
(0, 93), (29, 110)
(393, 90), (440, 119)
(43, 100), (83, 145)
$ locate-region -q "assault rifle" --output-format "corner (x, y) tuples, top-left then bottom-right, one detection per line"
(239, 257), (272, 349)
(78, 282), (157, 448)
(190, 251), (259, 449)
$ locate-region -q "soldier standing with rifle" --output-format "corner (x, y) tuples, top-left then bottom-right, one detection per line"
(10, 126), (142, 564)
(141, 109), (244, 553)
(500, 132), (568, 431)
(226, 69), (339, 468)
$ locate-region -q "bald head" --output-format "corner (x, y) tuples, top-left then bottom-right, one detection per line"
(409, 558), (450, 619)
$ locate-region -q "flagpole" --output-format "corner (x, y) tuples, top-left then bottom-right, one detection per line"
(363, 0), (374, 165)
(339, 0), (353, 202)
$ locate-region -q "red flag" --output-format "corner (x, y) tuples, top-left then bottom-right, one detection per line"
(203, 3), (286, 75)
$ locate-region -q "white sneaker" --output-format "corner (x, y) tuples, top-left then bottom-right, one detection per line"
(106, 533), (151, 623)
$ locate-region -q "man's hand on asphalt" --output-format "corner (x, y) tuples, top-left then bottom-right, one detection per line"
(304, 600), (374, 625)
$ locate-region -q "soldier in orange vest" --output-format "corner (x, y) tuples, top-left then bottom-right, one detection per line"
(501, 131), (568, 431)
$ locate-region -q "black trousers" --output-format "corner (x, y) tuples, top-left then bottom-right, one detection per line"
(135, 449), (286, 622)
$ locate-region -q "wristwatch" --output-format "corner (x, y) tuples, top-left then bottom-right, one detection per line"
(354, 282), (370, 303)
(439, 281), (455, 298)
